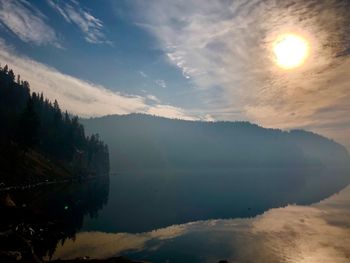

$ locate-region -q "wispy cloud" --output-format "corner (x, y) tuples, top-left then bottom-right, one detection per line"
(139, 70), (148, 78)
(134, 0), (350, 148)
(155, 79), (166, 88)
(0, 39), (194, 120)
(47, 0), (110, 44)
(0, 0), (59, 46)
(146, 94), (160, 103)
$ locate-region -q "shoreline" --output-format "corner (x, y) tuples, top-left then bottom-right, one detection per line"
(0, 174), (109, 193)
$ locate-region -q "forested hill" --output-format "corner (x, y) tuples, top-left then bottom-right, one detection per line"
(0, 65), (109, 185)
(81, 114), (350, 172)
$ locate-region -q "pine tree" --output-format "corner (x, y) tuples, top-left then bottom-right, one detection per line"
(8, 69), (15, 81)
(16, 97), (40, 154)
(0, 64), (109, 176)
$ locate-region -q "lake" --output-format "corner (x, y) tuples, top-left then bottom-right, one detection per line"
(5, 166), (350, 262)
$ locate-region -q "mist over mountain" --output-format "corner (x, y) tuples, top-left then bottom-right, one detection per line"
(81, 114), (349, 173)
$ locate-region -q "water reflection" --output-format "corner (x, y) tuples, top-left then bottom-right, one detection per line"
(2, 166), (350, 262)
(82, 167), (350, 233)
(53, 185), (350, 263)
(0, 177), (109, 260)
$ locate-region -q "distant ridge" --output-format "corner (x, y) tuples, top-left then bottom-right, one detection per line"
(81, 113), (350, 172)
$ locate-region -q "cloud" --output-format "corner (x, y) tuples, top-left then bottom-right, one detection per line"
(0, 39), (194, 120)
(155, 79), (167, 88)
(47, 0), (110, 44)
(139, 70), (148, 78)
(146, 94), (160, 103)
(0, 0), (59, 46)
(146, 104), (195, 120)
(134, 0), (350, 149)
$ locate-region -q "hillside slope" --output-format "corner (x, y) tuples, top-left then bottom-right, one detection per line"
(81, 114), (350, 172)
(0, 64), (109, 185)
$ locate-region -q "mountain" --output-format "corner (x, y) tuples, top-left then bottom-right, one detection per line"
(0, 64), (109, 185)
(81, 114), (350, 173)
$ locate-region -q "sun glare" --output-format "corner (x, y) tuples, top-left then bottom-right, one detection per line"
(273, 34), (309, 69)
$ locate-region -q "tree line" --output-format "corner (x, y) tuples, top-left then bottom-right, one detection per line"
(0, 64), (109, 179)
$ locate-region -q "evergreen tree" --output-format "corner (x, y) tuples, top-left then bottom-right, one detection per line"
(17, 97), (40, 154)
(0, 64), (110, 177)
(8, 69), (15, 81)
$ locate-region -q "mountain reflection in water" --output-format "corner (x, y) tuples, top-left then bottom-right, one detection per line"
(53, 184), (350, 263)
(0, 177), (110, 260)
(3, 166), (350, 262)
(46, 166), (349, 263)
(81, 167), (350, 233)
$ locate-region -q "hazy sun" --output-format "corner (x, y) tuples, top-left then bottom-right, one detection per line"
(273, 34), (309, 69)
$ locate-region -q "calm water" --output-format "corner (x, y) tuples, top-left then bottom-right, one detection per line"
(81, 167), (350, 233)
(7, 166), (350, 262)
(54, 184), (350, 263)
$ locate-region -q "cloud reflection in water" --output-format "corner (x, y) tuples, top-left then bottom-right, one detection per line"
(52, 185), (350, 262)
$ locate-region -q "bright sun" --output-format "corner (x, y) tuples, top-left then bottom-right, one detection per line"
(273, 34), (309, 69)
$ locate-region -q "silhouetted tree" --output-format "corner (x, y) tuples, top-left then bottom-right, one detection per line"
(17, 97), (40, 154)
(0, 64), (110, 178)
(8, 69), (15, 82)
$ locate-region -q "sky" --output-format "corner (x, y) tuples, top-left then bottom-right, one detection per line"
(0, 0), (349, 149)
